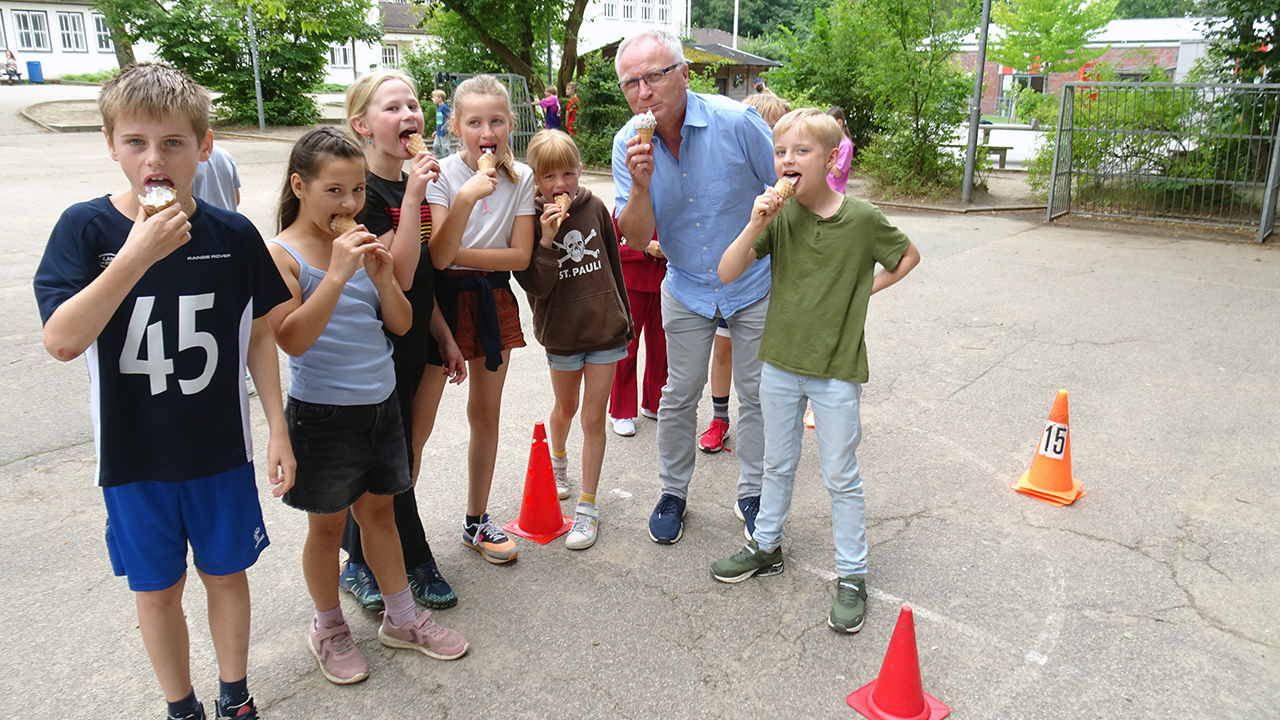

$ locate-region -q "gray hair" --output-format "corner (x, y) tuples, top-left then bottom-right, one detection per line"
(615, 30), (687, 79)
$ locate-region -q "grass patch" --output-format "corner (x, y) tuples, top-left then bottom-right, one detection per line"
(59, 69), (119, 83)
(311, 82), (348, 93)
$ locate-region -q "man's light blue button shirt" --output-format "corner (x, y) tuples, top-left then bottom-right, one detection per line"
(613, 91), (776, 319)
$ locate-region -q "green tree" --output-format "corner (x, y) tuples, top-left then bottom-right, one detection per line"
(1200, 0), (1279, 83)
(989, 0), (1118, 75)
(1112, 0), (1197, 19)
(421, 0), (590, 96)
(96, 0), (379, 126)
(693, 0), (826, 38)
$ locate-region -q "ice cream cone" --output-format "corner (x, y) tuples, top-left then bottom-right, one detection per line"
(330, 215), (358, 234)
(477, 151), (497, 172)
(555, 193), (571, 213)
(138, 186), (177, 216)
(406, 133), (427, 155)
(774, 177), (795, 200)
(633, 110), (657, 149)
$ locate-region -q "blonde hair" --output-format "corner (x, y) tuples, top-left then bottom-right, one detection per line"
(431, 89), (446, 102)
(345, 70), (419, 142)
(452, 74), (520, 183)
(526, 130), (581, 177)
(773, 108), (843, 153)
(99, 63), (210, 139)
(544, 84), (557, 95)
(743, 94), (791, 128)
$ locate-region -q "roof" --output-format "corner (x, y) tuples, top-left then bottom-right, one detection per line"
(693, 28), (748, 47)
(380, 2), (430, 33)
(686, 43), (781, 67)
(958, 16), (1211, 51)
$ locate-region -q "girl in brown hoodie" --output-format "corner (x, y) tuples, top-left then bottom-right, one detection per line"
(516, 130), (634, 550)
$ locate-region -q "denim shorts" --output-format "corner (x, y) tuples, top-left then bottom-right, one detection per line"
(546, 345), (629, 372)
(283, 393), (411, 514)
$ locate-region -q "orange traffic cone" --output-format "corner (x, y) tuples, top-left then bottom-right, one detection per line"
(503, 422), (573, 544)
(847, 606), (950, 720)
(1013, 389), (1085, 506)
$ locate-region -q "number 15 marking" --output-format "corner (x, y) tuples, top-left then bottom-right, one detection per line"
(119, 294), (219, 396)
(1038, 421), (1068, 460)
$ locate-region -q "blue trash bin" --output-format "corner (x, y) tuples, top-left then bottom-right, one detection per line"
(26, 61), (43, 84)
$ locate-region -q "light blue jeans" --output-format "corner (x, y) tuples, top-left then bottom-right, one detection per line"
(753, 362), (867, 577)
(657, 282), (767, 501)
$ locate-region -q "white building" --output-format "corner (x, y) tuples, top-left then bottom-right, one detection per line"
(0, 0), (157, 80)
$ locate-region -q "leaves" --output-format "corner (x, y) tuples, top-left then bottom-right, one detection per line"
(989, 0), (1117, 75)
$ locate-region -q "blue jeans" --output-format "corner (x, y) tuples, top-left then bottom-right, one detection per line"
(657, 282), (767, 501)
(753, 362), (867, 577)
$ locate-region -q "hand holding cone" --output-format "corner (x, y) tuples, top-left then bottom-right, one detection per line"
(774, 177), (795, 200)
(138, 186), (177, 216)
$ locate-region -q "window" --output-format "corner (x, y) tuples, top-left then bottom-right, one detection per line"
(14, 11), (51, 52)
(58, 12), (87, 52)
(622, 0), (635, 20)
(658, 0), (670, 23)
(603, 1), (617, 18)
(93, 14), (113, 52)
(329, 44), (351, 67)
(641, 0), (653, 21)
(381, 45), (399, 68)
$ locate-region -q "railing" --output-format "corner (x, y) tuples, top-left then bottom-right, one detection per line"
(433, 72), (540, 160)
(1047, 82), (1280, 243)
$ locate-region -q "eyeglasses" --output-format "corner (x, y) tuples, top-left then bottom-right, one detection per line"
(618, 63), (682, 95)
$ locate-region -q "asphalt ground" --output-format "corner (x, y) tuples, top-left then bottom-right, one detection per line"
(1, 87), (1277, 719)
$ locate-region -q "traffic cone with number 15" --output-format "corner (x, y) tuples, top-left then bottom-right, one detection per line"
(1013, 389), (1085, 506)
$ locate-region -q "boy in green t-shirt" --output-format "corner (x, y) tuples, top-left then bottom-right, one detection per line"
(711, 109), (920, 633)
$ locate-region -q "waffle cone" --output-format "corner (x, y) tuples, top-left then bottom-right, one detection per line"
(636, 127), (655, 145)
(330, 215), (358, 234)
(774, 177), (795, 200)
(406, 133), (427, 155)
(555, 193), (571, 213)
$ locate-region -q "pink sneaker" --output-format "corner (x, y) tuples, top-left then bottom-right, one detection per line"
(308, 620), (369, 684)
(378, 610), (470, 660)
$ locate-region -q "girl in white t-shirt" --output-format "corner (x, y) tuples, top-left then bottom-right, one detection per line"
(424, 75), (537, 564)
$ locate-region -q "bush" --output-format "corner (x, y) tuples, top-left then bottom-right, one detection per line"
(59, 69), (119, 83)
(573, 54), (632, 168)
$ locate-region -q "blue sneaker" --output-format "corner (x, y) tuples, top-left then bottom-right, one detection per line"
(734, 496), (760, 541)
(407, 556), (458, 609)
(338, 561), (383, 611)
(648, 493), (687, 544)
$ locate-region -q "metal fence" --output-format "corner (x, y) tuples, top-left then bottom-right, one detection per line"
(433, 72), (541, 160)
(1047, 82), (1280, 243)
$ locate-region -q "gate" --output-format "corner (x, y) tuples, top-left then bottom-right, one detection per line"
(434, 72), (541, 160)
(1046, 82), (1280, 243)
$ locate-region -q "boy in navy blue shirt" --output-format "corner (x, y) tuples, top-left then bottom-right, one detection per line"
(33, 63), (294, 720)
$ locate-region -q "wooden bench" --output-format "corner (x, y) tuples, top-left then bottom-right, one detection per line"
(942, 144), (1013, 169)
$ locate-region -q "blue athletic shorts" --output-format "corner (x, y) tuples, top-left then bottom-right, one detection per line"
(715, 317), (730, 338)
(103, 463), (267, 592)
(546, 345), (629, 372)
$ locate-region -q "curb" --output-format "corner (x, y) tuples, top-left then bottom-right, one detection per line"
(874, 201), (1046, 214)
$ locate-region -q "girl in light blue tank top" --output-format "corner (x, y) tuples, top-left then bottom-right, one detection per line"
(263, 128), (470, 679)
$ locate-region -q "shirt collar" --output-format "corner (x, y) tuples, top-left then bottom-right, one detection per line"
(682, 91), (709, 131)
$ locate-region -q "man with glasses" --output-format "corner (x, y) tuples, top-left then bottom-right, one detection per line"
(612, 30), (776, 546)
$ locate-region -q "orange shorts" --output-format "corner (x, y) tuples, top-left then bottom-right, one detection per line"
(443, 270), (526, 362)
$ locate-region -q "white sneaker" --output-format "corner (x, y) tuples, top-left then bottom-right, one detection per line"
(639, 407), (658, 420)
(611, 417), (636, 437)
(565, 501), (599, 550)
(553, 464), (571, 500)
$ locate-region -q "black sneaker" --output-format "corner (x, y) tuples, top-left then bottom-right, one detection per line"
(216, 696), (259, 719)
(171, 703), (206, 720)
(338, 561), (384, 611)
(408, 556), (458, 609)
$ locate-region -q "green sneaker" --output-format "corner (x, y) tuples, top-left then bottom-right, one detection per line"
(710, 539), (783, 583)
(829, 574), (867, 633)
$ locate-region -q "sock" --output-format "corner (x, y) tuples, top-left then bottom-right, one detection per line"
(313, 604), (344, 632)
(465, 513), (482, 531)
(167, 689), (201, 720)
(712, 395), (730, 422)
(384, 585), (417, 627)
(218, 677), (248, 714)
(579, 492), (596, 506)
(551, 451), (567, 472)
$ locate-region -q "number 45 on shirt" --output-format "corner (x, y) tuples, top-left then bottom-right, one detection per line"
(119, 294), (219, 396)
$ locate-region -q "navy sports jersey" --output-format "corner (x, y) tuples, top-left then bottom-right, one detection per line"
(364, 172), (438, 367)
(33, 196), (291, 488)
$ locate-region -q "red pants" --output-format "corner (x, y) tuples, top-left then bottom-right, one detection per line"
(609, 287), (666, 420)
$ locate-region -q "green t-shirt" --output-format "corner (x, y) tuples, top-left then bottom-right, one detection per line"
(752, 196), (909, 383)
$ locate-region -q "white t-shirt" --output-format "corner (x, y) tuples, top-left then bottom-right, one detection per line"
(425, 152), (536, 271)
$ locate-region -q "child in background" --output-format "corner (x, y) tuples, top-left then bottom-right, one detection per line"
(697, 93), (792, 455)
(564, 82), (580, 136)
(711, 109), (920, 634)
(514, 129), (633, 549)
(33, 63), (294, 720)
(608, 213), (666, 438)
(533, 84), (562, 130)
(337, 70), (466, 614)
(266, 128), (468, 685)
(826, 106), (854, 195)
(431, 89), (453, 158)
(425, 74), (537, 564)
